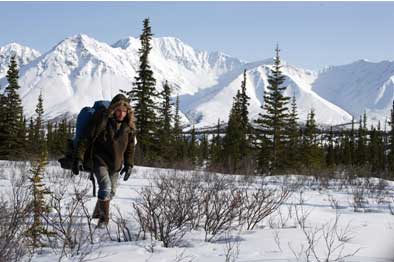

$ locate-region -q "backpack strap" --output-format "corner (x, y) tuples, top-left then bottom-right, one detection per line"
(89, 172), (96, 197)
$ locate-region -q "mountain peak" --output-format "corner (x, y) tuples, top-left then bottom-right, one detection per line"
(0, 42), (41, 78)
(0, 42), (41, 58)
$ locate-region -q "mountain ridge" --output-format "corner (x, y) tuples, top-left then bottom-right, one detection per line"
(0, 34), (392, 127)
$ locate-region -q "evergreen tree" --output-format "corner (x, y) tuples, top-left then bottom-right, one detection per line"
(124, 18), (158, 164)
(341, 131), (352, 166)
(173, 94), (184, 163)
(355, 114), (368, 166)
(254, 45), (290, 172)
(237, 70), (254, 171)
(17, 115), (27, 160)
(222, 92), (243, 173)
(325, 126), (336, 168)
(302, 109), (322, 172)
(26, 151), (51, 248)
(369, 122), (385, 176)
(239, 70), (250, 130)
(209, 119), (223, 169)
(0, 55), (24, 160)
(285, 95), (300, 169)
(52, 118), (72, 158)
(199, 133), (209, 166)
(46, 121), (54, 159)
(27, 117), (35, 156)
(388, 101), (394, 177)
(158, 81), (175, 165)
(32, 92), (46, 158)
(349, 118), (356, 166)
(188, 126), (197, 166)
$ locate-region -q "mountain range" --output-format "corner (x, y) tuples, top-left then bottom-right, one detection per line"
(1, 34), (393, 128)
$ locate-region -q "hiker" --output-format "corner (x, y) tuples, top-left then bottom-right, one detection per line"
(72, 94), (136, 228)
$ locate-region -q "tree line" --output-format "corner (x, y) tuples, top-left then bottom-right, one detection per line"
(1, 18), (394, 180)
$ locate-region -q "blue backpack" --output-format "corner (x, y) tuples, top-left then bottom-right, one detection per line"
(73, 100), (111, 148)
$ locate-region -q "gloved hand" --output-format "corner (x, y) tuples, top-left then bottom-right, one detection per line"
(72, 159), (84, 175)
(120, 164), (133, 181)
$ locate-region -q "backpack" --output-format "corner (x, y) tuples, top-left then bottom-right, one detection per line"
(58, 100), (111, 196)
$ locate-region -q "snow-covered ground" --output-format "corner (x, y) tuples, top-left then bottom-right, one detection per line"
(0, 161), (393, 262)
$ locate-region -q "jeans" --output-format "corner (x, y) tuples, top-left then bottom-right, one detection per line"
(94, 166), (119, 200)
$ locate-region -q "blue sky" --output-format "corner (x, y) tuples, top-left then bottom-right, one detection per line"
(1, 1), (394, 71)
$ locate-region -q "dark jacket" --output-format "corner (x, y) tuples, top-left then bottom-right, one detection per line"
(75, 94), (136, 172)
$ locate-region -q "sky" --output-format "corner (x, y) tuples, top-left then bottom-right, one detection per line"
(1, 1), (394, 71)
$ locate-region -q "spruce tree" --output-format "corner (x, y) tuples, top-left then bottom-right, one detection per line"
(173, 95), (184, 163)
(32, 92), (46, 158)
(285, 95), (300, 169)
(188, 126), (197, 166)
(349, 118), (356, 166)
(46, 121), (54, 159)
(199, 133), (209, 166)
(369, 122), (385, 176)
(0, 55), (24, 160)
(388, 101), (394, 177)
(355, 114), (368, 167)
(17, 116), (27, 160)
(302, 109), (322, 172)
(26, 151), (51, 248)
(158, 81), (175, 165)
(326, 126), (336, 168)
(209, 119), (223, 169)
(27, 117), (35, 156)
(52, 118), (72, 158)
(124, 18), (158, 164)
(239, 70), (250, 131)
(222, 92), (243, 173)
(254, 45), (290, 173)
(341, 131), (352, 166)
(238, 70), (252, 169)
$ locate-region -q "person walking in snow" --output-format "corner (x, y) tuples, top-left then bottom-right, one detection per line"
(72, 94), (136, 228)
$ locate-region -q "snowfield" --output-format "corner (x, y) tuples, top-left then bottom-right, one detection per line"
(0, 161), (393, 262)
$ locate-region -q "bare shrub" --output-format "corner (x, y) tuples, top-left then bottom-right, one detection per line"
(112, 205), (135, 242)
(349, 180), (369, 212)
(133, 172), (200, 247)
(238, 183), (290, 230)
(292, 201), (361, 262)
(172, 249), (196, 262)
(201, 175), (241, 242)
(42, 174), (100, 261)
(328, 194), (341, 210)
(0, 175), (32, 261)
(273, 229), (282, 252)
(223, 230), (241, 262)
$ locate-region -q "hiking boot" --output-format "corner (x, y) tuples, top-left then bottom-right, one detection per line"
(97, 199), (110, 228)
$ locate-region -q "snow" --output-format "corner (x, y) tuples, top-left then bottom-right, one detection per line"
(0, 161), (393, 261)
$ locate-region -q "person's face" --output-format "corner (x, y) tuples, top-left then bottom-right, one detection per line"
(114, 107), (127, 121)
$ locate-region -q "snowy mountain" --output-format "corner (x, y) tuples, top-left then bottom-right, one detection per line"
(0, 34), (246, 121)
(112, 36), (246, 95)
(313, 59), (394, 126)
(181, 60), (352, 128)
(0, 34), (391, 127)
(0, 43), (41, 79)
